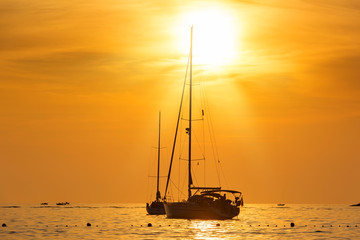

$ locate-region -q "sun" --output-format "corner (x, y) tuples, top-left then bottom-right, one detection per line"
(175, 5), (239, 67)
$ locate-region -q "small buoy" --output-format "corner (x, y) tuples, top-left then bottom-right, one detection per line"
(148, 223), (152, 227)
(267, 225), (269, 227)
(87, 223), (91, 227)
(330, 225), (332, 227)
(168, 225), (171, 226)
(66, 225), (68, 227)
(2, 223), (6, 227)
(159, 225), (161, 227)
(96, 225), (98, 227)
(216, 223), (220, 227)
(290, 222), (294, 227)
(75, 225), (77, 227)
(131, 225), (133, 227)
(347, 225), (349, 227)
(275, 225), (277, 227)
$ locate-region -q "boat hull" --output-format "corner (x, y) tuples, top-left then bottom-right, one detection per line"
(146, 201), (165, 215)
(164, 201), (239, 220)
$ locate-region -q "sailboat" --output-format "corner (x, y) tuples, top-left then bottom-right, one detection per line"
(163, 26), (243, 220)
(146, 112), (165, 215)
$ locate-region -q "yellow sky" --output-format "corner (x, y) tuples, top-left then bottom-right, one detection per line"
(0, 0), (359, 204)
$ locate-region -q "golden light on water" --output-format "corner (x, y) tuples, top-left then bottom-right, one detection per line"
(190, 221), (226, 240)
(175, 4), (240, 67)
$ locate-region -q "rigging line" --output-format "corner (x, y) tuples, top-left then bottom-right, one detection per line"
(198, 76), (206, 186)
(209, 100), (229, 187)
(164, 51), (190, 199)
(191, 165), (198, 189)
(218, 158), (230, 189)
(177, 159), (187, 199)
(190, 125), (206, 186)
(177, 119), (187, 197)
(168, 178), (186, 199)
(192, 128), (206, 160)
(203, 87), (223, 187)
(191, 126), (207, 188)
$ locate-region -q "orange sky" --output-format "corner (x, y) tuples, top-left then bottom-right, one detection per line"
(0, 0), (359, 204)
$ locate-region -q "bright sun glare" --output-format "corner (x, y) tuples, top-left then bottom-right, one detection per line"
(176, 6), (239, 67)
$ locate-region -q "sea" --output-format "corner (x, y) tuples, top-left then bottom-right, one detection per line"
(0, 204), (359, 239)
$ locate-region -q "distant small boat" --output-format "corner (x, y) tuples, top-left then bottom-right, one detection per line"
(350, 203), (360, 206)
(40, 202), (48, 205)
(277, 203), (285, 206)
(56, 202), (70, 206)
(146, 112), (165, 215)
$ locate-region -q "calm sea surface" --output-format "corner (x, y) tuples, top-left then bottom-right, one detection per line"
(0, 204), (359, 239)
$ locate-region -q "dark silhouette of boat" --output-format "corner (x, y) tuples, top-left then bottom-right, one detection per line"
(40, 202), (48, 205)
(165, 189), (242, 219)
(277, 203), (285, 206)
(146, 112), (165, 215)
(163, 26), (243, 220)
(146, 201), (165, 215)
(350, 203), (360, 206)
(56, 202), (70, 206)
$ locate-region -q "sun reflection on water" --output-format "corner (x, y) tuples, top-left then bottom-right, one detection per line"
(189, 220), (228, 240)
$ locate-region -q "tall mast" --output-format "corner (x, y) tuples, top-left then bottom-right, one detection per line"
(156, 112), (161, 201)
(188, 26), (193, 199)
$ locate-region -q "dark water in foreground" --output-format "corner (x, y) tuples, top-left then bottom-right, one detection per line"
(0, 204), (359, 239)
